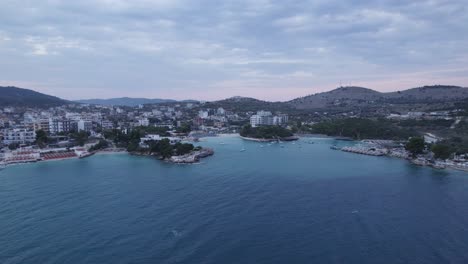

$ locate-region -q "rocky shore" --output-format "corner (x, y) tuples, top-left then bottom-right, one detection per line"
(332, 143), (468, 172)
(169, 148), (214, 164)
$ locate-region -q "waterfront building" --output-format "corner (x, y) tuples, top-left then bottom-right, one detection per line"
(77, 120), (93, 132)
(273, 114), (289, 125)
(250, 111), (288, 127)
(49, 119), (75, 134)
(139, 134), (181, 147)
(2, 129), (36, 145)
(34, 118), (51, 133)
(250, 111), (273, 127)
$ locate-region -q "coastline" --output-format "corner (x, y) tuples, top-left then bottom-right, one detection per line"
(331, 142), (468, 173)
(240, 135), (299, 142)
(129, 147), (214, 164)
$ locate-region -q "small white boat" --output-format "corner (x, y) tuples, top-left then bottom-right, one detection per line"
(240, 149), (246, 152)
(219, 142), (226, 145)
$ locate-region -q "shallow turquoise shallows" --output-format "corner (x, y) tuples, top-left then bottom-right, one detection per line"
(1, 136), (468, 264)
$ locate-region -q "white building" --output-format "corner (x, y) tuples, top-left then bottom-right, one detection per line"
(2, 129), (36, 145)
(49, 119), (75, 134)
(217, 107), (226, 115)
(77, 120), (93, 132)
(250, 111), (288, 127)
(250, 111), (273, 127)
(424, 133), (439, 144)
(139, 134), (181, 147)
(100, 120), (114, 130)
(138, 118), (150, 127)
(273, 114), (289, 125)
(198, 111), (209, 119)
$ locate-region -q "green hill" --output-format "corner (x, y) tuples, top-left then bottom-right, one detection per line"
(0, 86), (69, 108)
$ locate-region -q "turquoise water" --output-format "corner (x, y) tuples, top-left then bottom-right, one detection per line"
(1, 136), (468, 264)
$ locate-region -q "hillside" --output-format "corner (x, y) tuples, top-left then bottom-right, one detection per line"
(385, 85), (468, 103)
(204, 96), (291, 112)
(290, 86), (383, 109)
(76, 97), (178, 106)
(288, 85), (468, 110)
(0, 86), (69, 108)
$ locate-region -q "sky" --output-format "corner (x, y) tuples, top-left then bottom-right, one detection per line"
(0, 0), (467, 101)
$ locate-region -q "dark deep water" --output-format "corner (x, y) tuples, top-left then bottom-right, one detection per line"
(1, 136), (468, 264)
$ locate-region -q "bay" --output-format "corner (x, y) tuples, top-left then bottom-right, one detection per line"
(1, 136), (468, 264)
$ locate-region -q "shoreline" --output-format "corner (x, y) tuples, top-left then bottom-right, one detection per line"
(239, 135), (299, 142)
(332, 144), (468, 173)
(0, 149), (129, 169)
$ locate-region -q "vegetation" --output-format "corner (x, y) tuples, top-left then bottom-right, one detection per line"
(431, 144), (453, 160)
(398, 119), (453, 129)
(70, 131), (90, 146)
(306, 118), (416, 140)
(8, 143), (20, 150)
(175, 123), (191, 134)
(103, 126), (170, 151)
(147, 139), (195, 159)
(89, 140), (109, 152)
(428, 137), (468, 158)
(35, 129), (48, 148)
(240, 125), (293, 139)
(405, 137), (425, 157)
(103, 127), (196, 158)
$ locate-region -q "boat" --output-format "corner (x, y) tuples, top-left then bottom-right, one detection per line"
(330, 145), (341, 150)
(0, 162), (6, 171)
(240, 149), (246, 152)
(219, 142), (225, 145)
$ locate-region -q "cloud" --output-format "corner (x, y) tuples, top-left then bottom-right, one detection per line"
(0, 0), (467, 100)
(23, 36), (92, 56)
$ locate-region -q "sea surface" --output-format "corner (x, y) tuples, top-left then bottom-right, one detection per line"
(1, 136), (468, 264)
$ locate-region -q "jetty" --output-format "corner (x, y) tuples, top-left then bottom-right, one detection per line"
(341, 146), (387, 156)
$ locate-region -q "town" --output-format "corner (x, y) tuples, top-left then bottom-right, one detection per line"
(0, 100), (292, 166)
(1, 94), (468, 172)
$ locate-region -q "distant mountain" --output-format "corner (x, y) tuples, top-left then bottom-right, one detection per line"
(385, 85), (468, 103)
(0, 86), (69, 108)
(75, 97), (180, 106)
(205, 96), (291, 112)
(289, 86), (382, 109)
(289, 85), (468, 109)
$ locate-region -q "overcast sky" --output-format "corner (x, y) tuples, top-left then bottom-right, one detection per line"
(1, 0), (467, 101)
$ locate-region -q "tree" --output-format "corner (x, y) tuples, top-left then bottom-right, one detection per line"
(8, 143), (19, 150)
(405, 137), (425, 157)
(71, 131), (89, 146)
(89, 140), (109, 152)
(35, 129), (48, 148)
(176, 124), (191, 134)
(158, 139), (173, 158)
(431, 144), (453, 160)
(174, 142), (194, 155)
